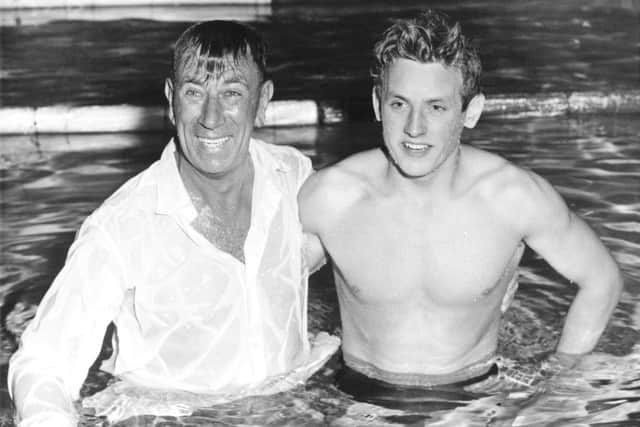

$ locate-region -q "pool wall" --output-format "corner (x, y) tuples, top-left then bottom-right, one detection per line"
(0, 0), (269, 8)
(1, 0), (638, 139)
(0, 90), (639, 135)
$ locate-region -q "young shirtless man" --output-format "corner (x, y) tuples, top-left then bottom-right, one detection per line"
(299, 9), (623, 407)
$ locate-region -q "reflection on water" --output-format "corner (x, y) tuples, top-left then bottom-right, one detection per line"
(1, 115), (639, 425)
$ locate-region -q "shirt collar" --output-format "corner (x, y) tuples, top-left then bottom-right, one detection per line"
(248, 138), (292, 174)
(154, 139), (194, 216)
(154, 138), (290, 216)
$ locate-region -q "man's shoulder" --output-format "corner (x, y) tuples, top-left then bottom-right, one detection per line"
(307, 149), (382, 192)
(461, 145), (563, 227)
(461, 145), (532, 196)
(339, 148), (386, 175)
(300, 149), (383, 213)
(252, 138), (311, 169)
(251, 138), (313, 190)
(93, 161), (162, 224)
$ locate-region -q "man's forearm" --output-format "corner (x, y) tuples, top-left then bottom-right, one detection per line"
(556, 270), (623, 354)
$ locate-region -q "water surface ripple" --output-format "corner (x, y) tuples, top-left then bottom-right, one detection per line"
(1, 115), (639, 425)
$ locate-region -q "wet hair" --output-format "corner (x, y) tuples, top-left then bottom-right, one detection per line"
(172, 20), (267, 83)
(371, 9), (481, 110)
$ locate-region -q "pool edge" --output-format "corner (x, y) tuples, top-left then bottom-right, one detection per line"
(1, 90), (639, 135)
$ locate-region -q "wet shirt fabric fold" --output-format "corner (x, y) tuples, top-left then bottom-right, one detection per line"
(8, 138), (339, 426)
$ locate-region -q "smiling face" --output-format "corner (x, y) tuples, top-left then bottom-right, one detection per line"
(373, 58), (482, 180)
(165, 54), (272, 179)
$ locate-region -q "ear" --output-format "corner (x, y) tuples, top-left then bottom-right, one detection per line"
(255, 79), (274, 127)
(164, 78), (176, 127)
(463, 93), (485, 129)
(372, 86), (382, 122)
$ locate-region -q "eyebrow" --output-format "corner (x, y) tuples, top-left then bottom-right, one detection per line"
(388, 92), (449, 104)
(222, 75), (249, 85)
(182, 72), (250, 87)
(183, 77), (206, 85)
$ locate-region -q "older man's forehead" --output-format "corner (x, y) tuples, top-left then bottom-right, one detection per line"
(181, 66), (247, 86)
(178, 51), (259, 81)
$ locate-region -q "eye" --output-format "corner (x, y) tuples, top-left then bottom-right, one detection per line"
(184, 87), (203, 98)
(389, 100), (405, 110)
(224, 90), (243, 98)
(432, 104), (446, 112)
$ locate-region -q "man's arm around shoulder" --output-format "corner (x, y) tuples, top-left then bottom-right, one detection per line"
(299, 168), (336, 275)
(298, 165), (360, 275)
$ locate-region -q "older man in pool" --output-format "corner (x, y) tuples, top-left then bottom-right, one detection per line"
(299, 9), (623, 408)
(8, 21), (338, 425)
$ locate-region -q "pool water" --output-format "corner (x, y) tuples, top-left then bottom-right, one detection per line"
(1, 114), (639, 425)
(2, 0), (639, 108)
(1, 0), (639, 424)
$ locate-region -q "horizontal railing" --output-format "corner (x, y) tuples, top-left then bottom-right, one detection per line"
(0, 91), (639, 135)
(0, 0), (269, 8)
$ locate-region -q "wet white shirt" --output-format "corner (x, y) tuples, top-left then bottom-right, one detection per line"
(8, 139), (339, 426)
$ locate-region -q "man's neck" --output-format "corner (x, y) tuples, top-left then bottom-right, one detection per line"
(385, 146), (462, 198)
(176, 153), (254, 209)
(175, 153), (254, 263)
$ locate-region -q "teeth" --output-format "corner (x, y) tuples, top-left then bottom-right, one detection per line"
(403, 142), (430, 151)
(199, 136), (230, 148)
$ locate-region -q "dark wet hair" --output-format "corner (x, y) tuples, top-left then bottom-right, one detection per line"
(371, 9), (481, 110)
(172, 20), (267, 83)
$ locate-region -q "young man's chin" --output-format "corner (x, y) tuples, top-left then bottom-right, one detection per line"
(389, 156), (434, 177)
(394, 164), (436, 180)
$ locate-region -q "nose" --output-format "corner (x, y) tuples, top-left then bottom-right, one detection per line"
(199, 95), (224, 129)
(404, 107), (426, 138)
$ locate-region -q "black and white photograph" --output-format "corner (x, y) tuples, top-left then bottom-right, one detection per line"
(1, 0), (639, 425)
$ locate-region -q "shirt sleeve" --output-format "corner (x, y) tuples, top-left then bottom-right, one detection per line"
(8, 214), (129, 425)
(296, 152), (314, 192)
(300, 156), (313, 186)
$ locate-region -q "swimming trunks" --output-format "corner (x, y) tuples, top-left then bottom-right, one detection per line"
(342, 352), (497, 387)
(337, 355), (499, 412)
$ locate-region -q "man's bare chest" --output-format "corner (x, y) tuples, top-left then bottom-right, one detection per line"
(325, 207), (518, 305)
(191, 204), (251, 263)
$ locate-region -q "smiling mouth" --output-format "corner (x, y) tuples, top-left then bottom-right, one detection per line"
(198, 136), (232, 149)
(402, 141), (432, 151)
